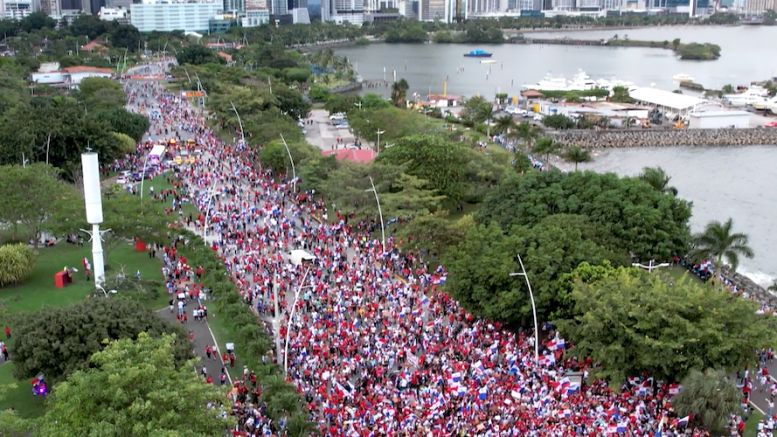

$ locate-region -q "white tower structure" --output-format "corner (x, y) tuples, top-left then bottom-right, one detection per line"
(81, 152), (107, 288)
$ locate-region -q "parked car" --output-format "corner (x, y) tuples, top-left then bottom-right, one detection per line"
(764, 121), (777, 128)
(336, 122), (350, 130)
(329, 113), (345, 121)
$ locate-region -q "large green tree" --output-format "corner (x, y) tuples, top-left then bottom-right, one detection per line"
(11, 299), (191, 383)
(555, 268), (777, 382)
(96, 108), (150, 142)
(689, 218), (754, 272)
(177, 45), (224, 66)
(38, 333), (234, 436)
(0, 163), (72, 245)
(443, 215), (628, 326)
(376, 134), (468, 205)
(476, 170), (693, 261)
(673, 369), (743, 434)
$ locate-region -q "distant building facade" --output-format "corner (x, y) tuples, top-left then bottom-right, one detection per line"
(130, 0), (222, 32)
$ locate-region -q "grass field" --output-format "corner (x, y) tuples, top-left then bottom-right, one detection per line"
(0, 363), (46, 419)
(744, 408), (765, 437)
(0, 243), (167, 321)
(0, 237), (171, 418)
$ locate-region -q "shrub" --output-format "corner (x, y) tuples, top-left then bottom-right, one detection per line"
(0, 243), (36, 286)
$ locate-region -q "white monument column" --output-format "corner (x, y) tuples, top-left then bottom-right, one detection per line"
(81, 152), (106, 287)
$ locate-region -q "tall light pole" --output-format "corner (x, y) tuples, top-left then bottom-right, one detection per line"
(139, 153), (150, 200)
(376, 129), (385, 154)
(510, 254), (539, 362)
(230, 101), (246, 144)
(284, 267), (311, 376)
(365, 176), (386, 253)
(279, 134), (297, 182)
(202, 186), (217, 244)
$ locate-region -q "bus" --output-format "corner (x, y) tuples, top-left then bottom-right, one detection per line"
(148, 145), (166, 166)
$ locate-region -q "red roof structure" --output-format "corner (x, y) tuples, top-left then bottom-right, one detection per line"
(217, 52), (233, 63)
(322, 149), (376, 164)
(80, 41), (107, 52)
(62, 66), (114, 74)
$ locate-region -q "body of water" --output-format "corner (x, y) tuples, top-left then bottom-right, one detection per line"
(336, 26), (777, 99)
(577, 146), (777, 286)
(335, 27), (777, 286)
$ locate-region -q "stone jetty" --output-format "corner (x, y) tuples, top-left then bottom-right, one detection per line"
(552, 128), (777, 148)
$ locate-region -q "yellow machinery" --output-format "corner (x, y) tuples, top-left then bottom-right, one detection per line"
(673, 120), (685, 129)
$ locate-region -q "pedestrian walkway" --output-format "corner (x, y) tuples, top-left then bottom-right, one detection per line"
(157, 299), (231, 386)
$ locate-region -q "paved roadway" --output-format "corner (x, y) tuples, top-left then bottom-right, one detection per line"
(123, 62), (231, 385)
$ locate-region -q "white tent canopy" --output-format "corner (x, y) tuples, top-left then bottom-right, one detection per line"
(289, 250), (316, 266)
(629, 87), (708, 112)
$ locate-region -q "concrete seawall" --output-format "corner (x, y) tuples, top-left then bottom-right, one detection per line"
(552, 128), (777, 148)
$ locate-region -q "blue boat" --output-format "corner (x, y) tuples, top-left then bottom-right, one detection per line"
(464, 49), (493, 58)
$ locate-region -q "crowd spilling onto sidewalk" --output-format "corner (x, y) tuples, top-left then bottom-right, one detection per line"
(125, 66), (750, 437)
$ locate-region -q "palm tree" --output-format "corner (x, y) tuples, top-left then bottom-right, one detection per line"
(673, 369), (743, 434)
(509, 121), (544, 150)
(638, 166), (678, 195)
(475, 103), (496, 138)
(561, 145), (593, 171)
(532, 136), (561, 170)
(494, 114), (516, 135)
(689, 218), (754, 273)
(390, 78), (409, 108)
(598, 116), (611, 129)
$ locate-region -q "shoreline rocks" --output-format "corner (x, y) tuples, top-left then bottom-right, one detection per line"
(552, 128), (777, 148)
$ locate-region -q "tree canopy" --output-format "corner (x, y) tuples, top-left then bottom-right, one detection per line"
(38, 333), (234, 437)
(443, 215), (629, 327)
(673, 369), (743, 434)
(11, 298), (191, 383)
(475, 170), (693, 261)
(554, 267), (777, 382)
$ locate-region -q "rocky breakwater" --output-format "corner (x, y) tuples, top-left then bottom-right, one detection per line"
(552, 128), (777, 148)
(720, 266), (777, 308)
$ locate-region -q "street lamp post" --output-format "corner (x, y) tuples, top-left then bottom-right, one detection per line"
(273, 276), (282, 363)
(509, 254), (539, 362)
(365, 176), (386, 253)
(284, 267), (311, 376)
(202, 187), (217, 244)
(376, 129), (385, 154)
(230, 101), (246, 145)
(139, 153), (150, 200)
(279, 134), (297, 182)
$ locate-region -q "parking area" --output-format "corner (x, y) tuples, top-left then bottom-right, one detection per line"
(305, 109), (356, 152)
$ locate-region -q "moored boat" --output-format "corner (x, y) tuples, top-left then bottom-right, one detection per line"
(464, 50), (493, 58)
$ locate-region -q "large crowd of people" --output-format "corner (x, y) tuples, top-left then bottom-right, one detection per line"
(124, 63), (748, 437)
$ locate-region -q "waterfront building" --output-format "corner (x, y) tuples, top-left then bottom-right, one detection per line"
(130, 0), (222, 32)
(98, 6), (129, 21)
(241, 7), (270, 24)
(2, 0), (33, 18)
(321, 0), (363, 24)
(418, 0), (446, 20)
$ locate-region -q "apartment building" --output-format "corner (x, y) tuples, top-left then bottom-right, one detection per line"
(130, 0), (222, 32)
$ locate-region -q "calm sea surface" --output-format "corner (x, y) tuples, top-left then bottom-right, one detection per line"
(336, 28), (777, 285)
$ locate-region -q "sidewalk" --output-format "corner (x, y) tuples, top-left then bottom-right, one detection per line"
(158, 303), (232, 386)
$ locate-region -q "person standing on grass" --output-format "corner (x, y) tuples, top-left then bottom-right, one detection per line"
(4, 326), (10, 340)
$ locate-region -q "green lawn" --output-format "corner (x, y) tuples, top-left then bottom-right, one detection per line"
(744, 407), (765, 437)
(664, 265), (703, 284)
(0, 363), (46, 419)
(0, 242), (168, 324)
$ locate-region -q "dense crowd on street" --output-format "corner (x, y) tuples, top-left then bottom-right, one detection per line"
(123, 63), (754, 437)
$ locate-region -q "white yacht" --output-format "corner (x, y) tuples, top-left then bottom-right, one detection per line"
(522, 73), (568, 91)
(673, 74), (695, 83)
(522, 70), (627, 92)
(723, 86), (770, 107)
(751, 94), (777, 110)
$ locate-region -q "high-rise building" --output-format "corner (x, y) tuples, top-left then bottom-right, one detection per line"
(40, 0), (61, 15)
(130, 0), (223, 32)
(418, 0), (445, 19)
(3, 0), (33, 17)
(322, 0), (362, 24)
